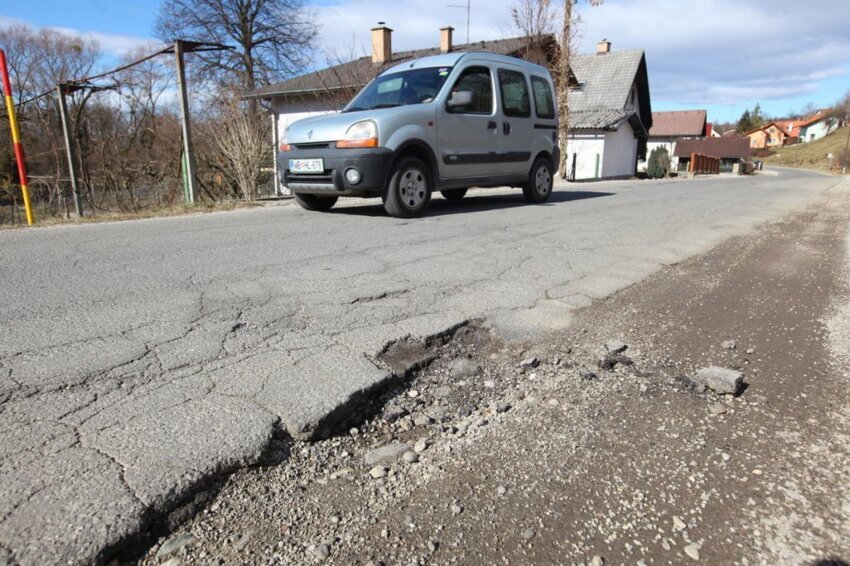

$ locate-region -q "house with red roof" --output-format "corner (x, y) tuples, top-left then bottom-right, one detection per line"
(796, 111), (840, 142)
(639, 109), (707, 172)
(745, 121), (794, 149)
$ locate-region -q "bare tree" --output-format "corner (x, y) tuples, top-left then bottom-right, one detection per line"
(0, 25), (100, 216)
(155, 0), (318, 94)
(509, 0), (558, 65)
(558, 0), (603, 179)
(208, 94), (271, 200)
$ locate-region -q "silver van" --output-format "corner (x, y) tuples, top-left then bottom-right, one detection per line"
(279, 52), (559, 218)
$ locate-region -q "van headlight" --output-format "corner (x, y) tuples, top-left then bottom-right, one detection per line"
(279, 127), (291, 152)
(337, 121), (378, 148)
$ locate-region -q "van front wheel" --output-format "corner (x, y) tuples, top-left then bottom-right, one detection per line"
(522, 158), (553, 204)
(384, 157), (432, 218)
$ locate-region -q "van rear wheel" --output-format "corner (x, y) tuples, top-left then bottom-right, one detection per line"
(383, 157), (432, 218)
(440, 188), (468, 200)
(293, 193), (338, 212)
(522, 158), (553, 204)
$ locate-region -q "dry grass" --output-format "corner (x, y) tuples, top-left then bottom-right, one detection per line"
(763, 125), (850, 173)
(0, 200), (264, 230)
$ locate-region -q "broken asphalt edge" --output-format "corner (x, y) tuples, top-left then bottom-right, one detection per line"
(99, 318), (475, 564)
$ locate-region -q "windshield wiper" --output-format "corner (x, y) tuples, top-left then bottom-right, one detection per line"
(372, 103), (401, 109)
(343, 106), (366, 113)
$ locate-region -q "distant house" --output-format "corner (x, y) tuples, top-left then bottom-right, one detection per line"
(674, 137), (752, 172)
(797, 111), (839, 142)
(564, 41), (652, 180)
(745, 122), (793, 149)
(640, 109), (707, 172)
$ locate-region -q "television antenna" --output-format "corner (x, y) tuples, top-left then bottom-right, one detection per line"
(448, 0), (471, 44)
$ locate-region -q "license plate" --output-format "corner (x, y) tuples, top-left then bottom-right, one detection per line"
(289, 158), (324, 174)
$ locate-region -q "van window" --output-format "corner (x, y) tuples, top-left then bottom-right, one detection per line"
(345, 67), (452, 112)
(498, 69), (531, 118)
(447, 66), (493, 114)
(531, 76), (555, 119)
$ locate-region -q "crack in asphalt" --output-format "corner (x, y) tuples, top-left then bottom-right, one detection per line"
(1, 172), (843, 565)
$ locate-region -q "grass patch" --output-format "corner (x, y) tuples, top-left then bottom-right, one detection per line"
(0, 200), (264, 230)
(762, 126), (850, 173)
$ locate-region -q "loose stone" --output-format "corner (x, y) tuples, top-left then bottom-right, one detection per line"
(311, 543), (330, 561)
(684, 543), (701, 560)
(156, 534), (197, 559)
(693, 367), (744, 395)
(402, 451), (419, 463)
(605, 340), (628, 354)
(364, 442), (410, 465)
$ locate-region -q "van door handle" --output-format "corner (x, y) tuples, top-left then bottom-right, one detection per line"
(503, 122), (511, 135)
(487, 121), (497, 130)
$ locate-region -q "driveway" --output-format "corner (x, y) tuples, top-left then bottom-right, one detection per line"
(0, 168), (840, 564)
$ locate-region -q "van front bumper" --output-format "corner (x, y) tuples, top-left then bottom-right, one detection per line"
(280, 146), (395, 197)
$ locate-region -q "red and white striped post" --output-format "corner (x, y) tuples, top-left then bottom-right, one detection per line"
(0, 49), (35, 225)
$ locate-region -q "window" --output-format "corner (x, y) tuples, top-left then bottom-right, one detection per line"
(345, 67), (452, 112)
(447, 66), (493, 114)
(531, 76), (555, 119)
(498, 69), (531, 118)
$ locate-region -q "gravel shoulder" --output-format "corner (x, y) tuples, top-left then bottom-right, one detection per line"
(141, 180), (850, 565)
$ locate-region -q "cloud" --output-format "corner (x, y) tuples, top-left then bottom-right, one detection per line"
(0, 14), (160, 59)
(312, 0), (850, 116)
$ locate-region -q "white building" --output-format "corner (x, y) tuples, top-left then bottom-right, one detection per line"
(563, 42), (652, 181)
(798, 112), (840, 143)
(640, 109), (707, 172)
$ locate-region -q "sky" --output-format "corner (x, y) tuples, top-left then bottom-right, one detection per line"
(1, 0), (849, 123)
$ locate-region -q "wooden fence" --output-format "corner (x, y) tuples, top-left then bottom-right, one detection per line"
(688, 153), (720, 174)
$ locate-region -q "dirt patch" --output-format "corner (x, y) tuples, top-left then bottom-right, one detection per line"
(140, 187), (850, 565)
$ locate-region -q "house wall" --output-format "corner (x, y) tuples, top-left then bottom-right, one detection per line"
(640, 138), (678, 172)
(601, 122), (638, 178)
(564, 134), (606, 180)
(747, 130), (768, 149)
(801, 119), (839, 142)
(763, 124), (787, 147)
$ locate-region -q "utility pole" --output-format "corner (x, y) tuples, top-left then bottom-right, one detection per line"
(174, 39), (197, 205)
(56, 84), (84, 217)
(448, 0), (471, 44)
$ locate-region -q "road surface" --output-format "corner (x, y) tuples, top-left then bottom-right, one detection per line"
(0, 169), (840, 564)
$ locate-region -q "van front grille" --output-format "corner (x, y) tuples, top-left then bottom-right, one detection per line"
(293, 142), (331, 150)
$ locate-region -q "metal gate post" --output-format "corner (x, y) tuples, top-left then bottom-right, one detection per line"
(56, 84), (84, 217)
(174, 40), (197, 204)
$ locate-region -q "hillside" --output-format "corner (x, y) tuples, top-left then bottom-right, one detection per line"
(763, 125), (850, 173)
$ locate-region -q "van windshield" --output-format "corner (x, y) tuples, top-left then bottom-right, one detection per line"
(344, 67), (453, 112)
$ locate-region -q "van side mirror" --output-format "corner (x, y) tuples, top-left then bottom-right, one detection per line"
(447, 90), (473, 109)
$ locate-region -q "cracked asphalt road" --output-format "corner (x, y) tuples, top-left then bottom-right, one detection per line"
(0, 169), (841, 565)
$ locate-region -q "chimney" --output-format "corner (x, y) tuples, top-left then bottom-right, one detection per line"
(440, 26), (454, 54)
(597, 39), (611, 55)
(371, 24), (393, 65)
